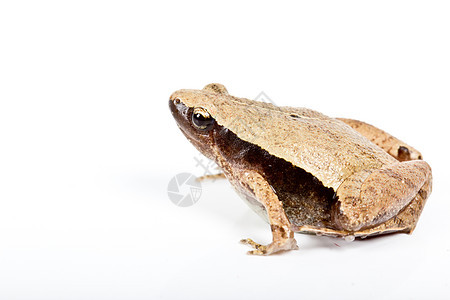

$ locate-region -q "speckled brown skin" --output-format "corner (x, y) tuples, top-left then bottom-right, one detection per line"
(333, 160), (431, 232)
(337, 118), (423, 161)
(169, 83), (432, 255)
(197, 118), (422, 178)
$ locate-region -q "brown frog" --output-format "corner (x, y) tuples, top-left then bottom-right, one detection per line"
(169, 83), (432, 255)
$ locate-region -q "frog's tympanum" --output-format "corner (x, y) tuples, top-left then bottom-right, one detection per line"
(169, 83), (432, 255)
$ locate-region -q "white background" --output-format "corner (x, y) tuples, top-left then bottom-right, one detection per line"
(1, 1), (449, 299)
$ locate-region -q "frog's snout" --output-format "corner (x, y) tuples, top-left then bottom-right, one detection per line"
(168, 94), (190, 127)
(168, 97), (181, 119)
(169, 90), (182, 104)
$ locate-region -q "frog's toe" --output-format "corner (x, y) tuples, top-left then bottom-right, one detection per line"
(240, 238), (299, 255)
(247, 242), (298, 255)
(240, 238), (261, 248)
(240, 238), (269, 254)
(247, 248), (269, 255)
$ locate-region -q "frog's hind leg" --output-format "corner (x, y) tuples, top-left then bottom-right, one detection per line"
(196, 173), (226, 182)
(355, 177), (431, 237)
(333, 160), (432, 233)
(337, 118), (422, 161)
(294, 178), (430, 239)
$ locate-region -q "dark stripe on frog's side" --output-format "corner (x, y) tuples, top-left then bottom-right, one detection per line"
(214, 126), (336, 228)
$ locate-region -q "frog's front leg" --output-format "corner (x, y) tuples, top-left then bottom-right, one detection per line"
(333, 160), (432, 232)
(237, 170), (298, 255)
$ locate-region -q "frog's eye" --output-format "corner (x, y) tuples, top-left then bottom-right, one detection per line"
(192, 107), (215, 131)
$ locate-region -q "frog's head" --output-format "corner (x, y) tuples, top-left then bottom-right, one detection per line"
(169, 83), (229, 160)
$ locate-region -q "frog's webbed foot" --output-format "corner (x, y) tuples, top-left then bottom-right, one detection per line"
(195, 173), (226, 182)
(240, 237), (299, 256)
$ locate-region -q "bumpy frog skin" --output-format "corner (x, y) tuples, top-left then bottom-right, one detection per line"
(169, 83), (432, 255)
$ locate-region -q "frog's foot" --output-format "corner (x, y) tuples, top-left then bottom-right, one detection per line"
(240, 237), (299, 256)
(195, 173), (226, 182)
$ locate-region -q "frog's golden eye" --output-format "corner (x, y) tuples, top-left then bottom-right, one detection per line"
(192, 107), (215, 131)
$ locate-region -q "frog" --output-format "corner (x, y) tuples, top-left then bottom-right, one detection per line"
(168, 83), (432, 255)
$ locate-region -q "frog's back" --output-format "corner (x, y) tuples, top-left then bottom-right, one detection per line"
(175, 89), (395, 190)
(223, 99), (395, 189)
